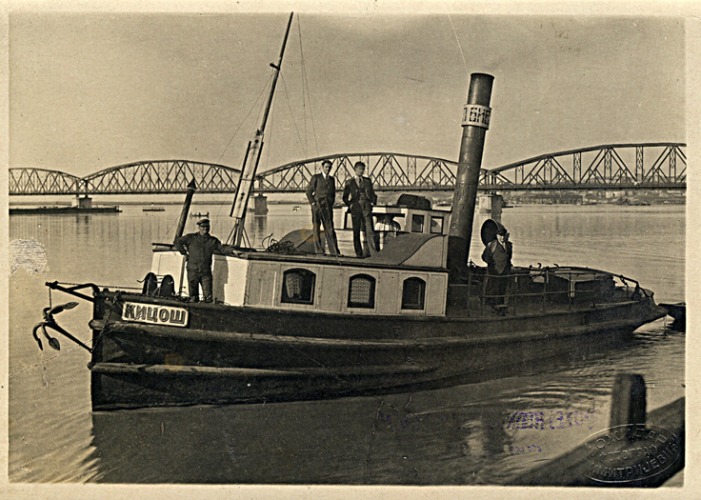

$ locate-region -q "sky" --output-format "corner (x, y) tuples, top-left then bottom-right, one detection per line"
(8, 9), (686, 179)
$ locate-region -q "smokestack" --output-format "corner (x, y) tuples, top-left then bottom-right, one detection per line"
(447, 73), (494, 280)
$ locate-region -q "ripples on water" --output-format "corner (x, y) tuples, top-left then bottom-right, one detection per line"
(8, 204), (685, 484)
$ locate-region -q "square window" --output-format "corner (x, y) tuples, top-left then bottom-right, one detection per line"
(411, 214), (425, 233)
(401, 277), (426, 310)
(430, 216), (444, 234)
(348, 274), (376, 308)
(281, 269), (315, 304)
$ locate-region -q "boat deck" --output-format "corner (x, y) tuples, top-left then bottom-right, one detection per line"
(446, 286), (640, 318)
(444, 266), (650, 319)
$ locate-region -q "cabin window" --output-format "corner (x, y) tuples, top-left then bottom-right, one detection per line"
(430, 216), (444, 234)
(281, 268), (316, 304)
(401, 277), (426, 310)
(348, 274), (376, 308)
(411, 214), (425, 232)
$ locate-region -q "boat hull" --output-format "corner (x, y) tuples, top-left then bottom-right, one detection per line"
(88, 292), (664, 410)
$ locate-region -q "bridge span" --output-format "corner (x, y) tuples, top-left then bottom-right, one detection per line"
(9, 143), (685, 196)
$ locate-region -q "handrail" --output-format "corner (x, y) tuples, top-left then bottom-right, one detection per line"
(459, 265), (649, 317)
(538, 265), (649, 299)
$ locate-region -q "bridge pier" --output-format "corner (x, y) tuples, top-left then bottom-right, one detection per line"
(253, 194), (268, 216)
(477, 193), (503, 222)
(72, 195), (93, 209)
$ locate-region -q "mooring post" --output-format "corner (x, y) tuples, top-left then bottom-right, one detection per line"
(610, 373), (647, 433)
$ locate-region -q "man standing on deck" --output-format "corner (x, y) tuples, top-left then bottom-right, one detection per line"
(343, 161), (379, 258)
(174, 218), (223, 303)
(306, 159), (340, 255)
(482, 225), (513, 313)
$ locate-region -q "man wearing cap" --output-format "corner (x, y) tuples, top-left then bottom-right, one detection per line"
(481, 225), (513, 313)
(305, 159), (340, 255)
(342, 161), (379, 257)
(175, 218), (223, 303)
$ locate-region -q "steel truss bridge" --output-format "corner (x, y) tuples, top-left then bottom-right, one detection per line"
(9, 143), (686, 196)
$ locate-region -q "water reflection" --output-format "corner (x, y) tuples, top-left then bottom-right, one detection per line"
(83, 380), (605, 484)
(255, 214), (267, 235)
(88, 393), (512, 484)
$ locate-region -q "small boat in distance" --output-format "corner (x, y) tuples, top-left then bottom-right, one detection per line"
(143, 204), (165, 212)
(190, 212), (210, 218)
(38, 14), (666, 410)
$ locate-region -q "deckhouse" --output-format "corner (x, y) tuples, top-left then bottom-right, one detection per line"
(152, 217), (450, 318)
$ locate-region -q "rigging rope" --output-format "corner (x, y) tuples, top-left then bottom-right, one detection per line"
(297, 14), (320, 157)
(218, 75), (273, 165)
(280, 73), (308, 158)
(213, 72), (276, 234)
(297, 16), (308, 152)
(447, 14), (468, 73)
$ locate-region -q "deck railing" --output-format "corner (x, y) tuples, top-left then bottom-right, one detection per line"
(453, 266), (648, 317)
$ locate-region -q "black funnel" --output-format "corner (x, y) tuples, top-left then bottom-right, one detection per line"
(447, 73), (494, 280)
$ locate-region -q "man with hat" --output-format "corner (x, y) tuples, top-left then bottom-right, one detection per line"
(175, 218), (223, 303)
(481, 223), (513, 313)
(305, 159), (340, 255)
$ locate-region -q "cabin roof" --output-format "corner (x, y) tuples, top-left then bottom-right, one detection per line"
(363, 233), (442, 265)
(235, 232), (447, 271)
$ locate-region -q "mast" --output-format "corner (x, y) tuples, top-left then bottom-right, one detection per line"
(229, 12), (294, 247)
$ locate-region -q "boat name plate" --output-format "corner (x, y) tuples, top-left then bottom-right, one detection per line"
(122, 301), (189, 328)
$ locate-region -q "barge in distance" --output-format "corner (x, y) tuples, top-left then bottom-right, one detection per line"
(11, 205), (121, 215)
(11, 194), (121, 215)
(38, 14), (665, 410)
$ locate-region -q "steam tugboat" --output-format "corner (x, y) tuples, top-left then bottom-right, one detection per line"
(37, 15), (665, 410)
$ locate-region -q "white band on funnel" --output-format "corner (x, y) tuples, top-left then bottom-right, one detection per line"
(462, 104), (491, 128)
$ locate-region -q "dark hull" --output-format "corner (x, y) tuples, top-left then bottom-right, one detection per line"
(660, 302), (685, 321)
(10, 206), (121, 215)
(89, 292), (664, 410)
(660, 302), (685, 330)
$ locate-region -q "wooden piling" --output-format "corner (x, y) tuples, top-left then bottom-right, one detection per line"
(610, 373), (646, 430)
(510, 374), (684, 487)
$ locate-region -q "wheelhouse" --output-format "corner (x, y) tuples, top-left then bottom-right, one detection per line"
(150, 231), (450, 317)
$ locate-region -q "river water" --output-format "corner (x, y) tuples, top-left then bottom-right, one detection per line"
(8, 203), (685, 484)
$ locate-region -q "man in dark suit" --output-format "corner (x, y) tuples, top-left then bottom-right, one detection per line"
(306, 159), (340, 255)
(342, 161), (379, 257)
(481, 225), (513, 313)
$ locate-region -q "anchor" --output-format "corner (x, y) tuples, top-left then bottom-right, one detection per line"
(32, 302), (92, 353)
